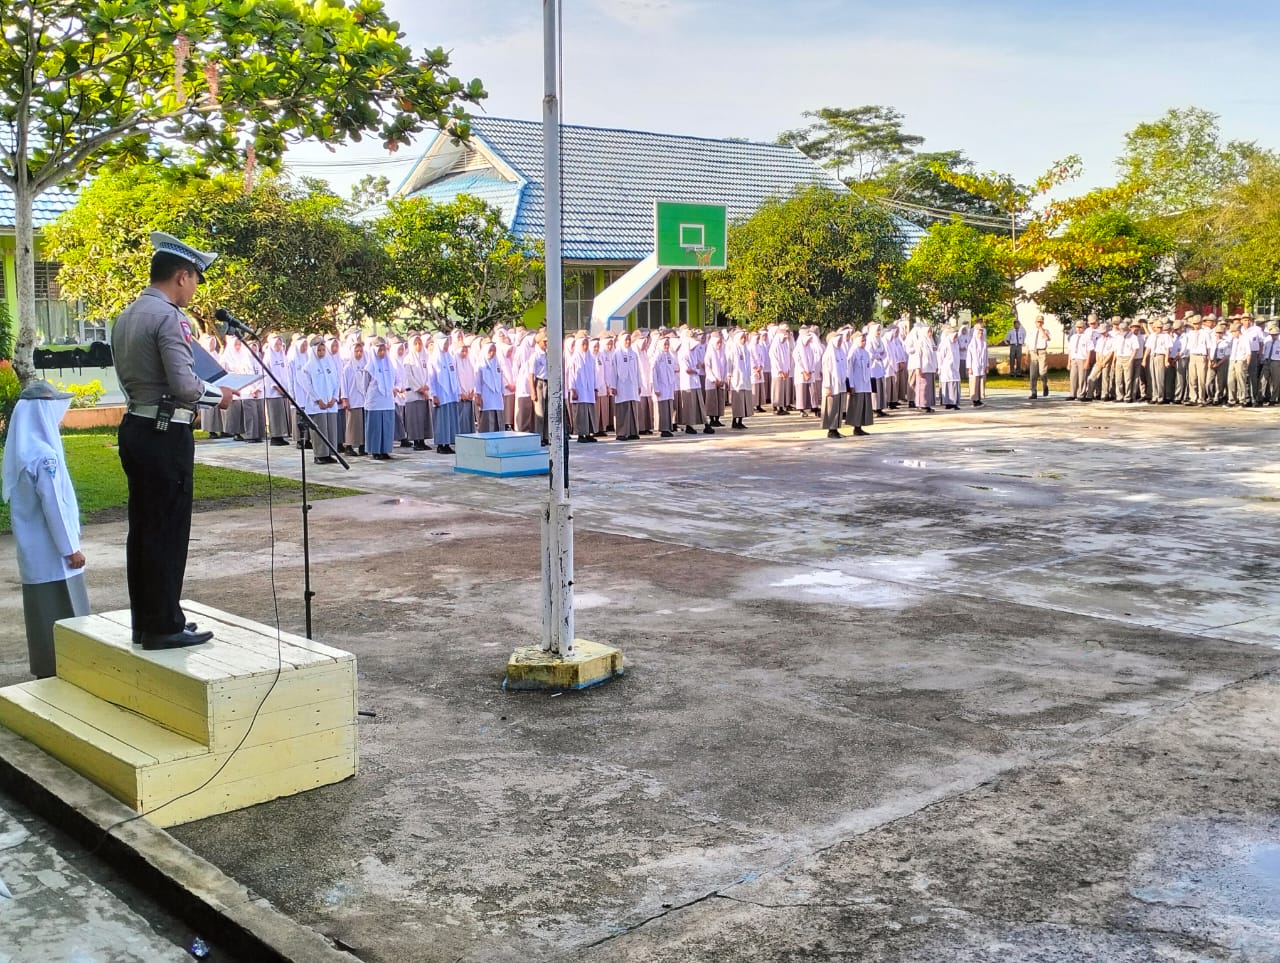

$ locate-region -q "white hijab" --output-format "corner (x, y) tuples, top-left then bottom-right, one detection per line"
(2, 389), (80, 550)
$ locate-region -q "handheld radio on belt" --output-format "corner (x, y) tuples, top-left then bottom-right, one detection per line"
(154, 395), (177, 432)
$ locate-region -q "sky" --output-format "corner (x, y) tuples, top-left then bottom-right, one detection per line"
(284, 0), (1280, 200)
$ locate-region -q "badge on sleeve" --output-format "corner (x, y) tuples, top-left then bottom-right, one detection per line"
(179, 317), (193, 343)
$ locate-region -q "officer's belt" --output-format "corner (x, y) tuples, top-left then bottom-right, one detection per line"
(127, 402), (196, 424)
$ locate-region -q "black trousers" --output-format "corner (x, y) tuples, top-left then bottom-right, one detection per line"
(118, 414), (194, 636)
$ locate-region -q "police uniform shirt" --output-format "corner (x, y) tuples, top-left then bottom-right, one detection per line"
(111, 288), (205, 407)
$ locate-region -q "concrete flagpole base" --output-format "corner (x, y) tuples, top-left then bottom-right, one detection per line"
(503, 640), (624, 692)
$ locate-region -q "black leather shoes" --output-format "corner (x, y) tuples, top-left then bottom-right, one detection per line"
(134, 621), (198, 644)
(139, 628), (214, 650)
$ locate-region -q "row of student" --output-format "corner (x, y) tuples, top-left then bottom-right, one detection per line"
(1062, 313), (1280, 407)
(196, 318), (1009, 460)
(199, 330), (526, 461)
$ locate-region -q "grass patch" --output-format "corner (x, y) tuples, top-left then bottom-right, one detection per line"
(0, 431), (358, 534)
(985, 371), (1071, 391)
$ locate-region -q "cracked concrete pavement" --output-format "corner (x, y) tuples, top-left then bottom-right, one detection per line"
(1, 389), (1278, 961)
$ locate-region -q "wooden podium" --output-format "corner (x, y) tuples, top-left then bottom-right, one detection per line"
(0, 601), (358, 826)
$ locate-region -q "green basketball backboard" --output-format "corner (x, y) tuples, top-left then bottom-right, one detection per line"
(655, 201), (727, 270)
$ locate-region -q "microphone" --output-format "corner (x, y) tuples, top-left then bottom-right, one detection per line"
(214, 307), (260, 341)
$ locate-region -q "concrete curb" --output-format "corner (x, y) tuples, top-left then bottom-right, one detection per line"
(0, 727), (359, 963)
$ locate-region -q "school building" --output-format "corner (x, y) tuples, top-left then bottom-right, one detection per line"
(394, 117), (924, 333)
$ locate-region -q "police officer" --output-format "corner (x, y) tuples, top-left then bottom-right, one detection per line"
(111, 232), (233, 649)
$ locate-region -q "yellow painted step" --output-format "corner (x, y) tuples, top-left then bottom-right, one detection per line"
(0, 677), (359, 827)
(54, 602), (357, 752)
(1, 603), (361, 825)
(0, 678), (205, 808)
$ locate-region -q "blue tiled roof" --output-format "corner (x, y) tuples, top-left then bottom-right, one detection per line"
(0, 184), (78, 230)
(408, 117), (909, 262)
(409, 170), (525, 229)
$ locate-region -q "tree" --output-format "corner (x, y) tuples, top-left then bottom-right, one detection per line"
(932, 158), (1147, 312)
(350, 174), (391, 211)
(374, 195), (542, 331)
(893, 219), (1008, 319)
(1201, 151), (1280, 308)
(778, 106), (924, 182)
(1036, 209), (1175, 319)
(0, 0), (485, 382)
(1118, 107), (1253, 223)
(862, 150), (1009, 228)
(46, 163), (392, 334)
(704, 186), (905, 330)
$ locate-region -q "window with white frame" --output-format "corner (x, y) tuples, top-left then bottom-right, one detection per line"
(562, 269), (595, 331)
(633, 280), (669, 328)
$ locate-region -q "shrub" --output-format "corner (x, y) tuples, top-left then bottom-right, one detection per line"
(0, 361), (19, 445)
(57, 379), (106, 409)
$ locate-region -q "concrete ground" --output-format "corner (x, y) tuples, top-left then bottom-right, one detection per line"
(0, 790), (192, 962)
(1, 389), (1278, 962)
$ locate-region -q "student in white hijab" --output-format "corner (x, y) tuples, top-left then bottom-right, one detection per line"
(286, 334), (312, 448)
(793, 327), (822, 417)
(389, 337), (410, 447)
(677, 330), (711, 434)
(632, 329), (655, 435)
(727, 328), (752, 430)
(820, 331), (847, 439)
(454, 335), (477, 435)
(363, 337), (397, 459)
(651, 333), (678, 437)
(477, 340), (506, 432)
(403, 333), (432, 451)
(748, 330), (767, 413)
(340, 338), (368, 455)
(966, 322), (989, 407)
(937, 325), (963, 410)
(768, 325), (794, 414)
(513, 331), (537, 433)
(1, 381), (89, 677)
(428, 333), (462, 454)
(299, 335), (341, 464)
(260, 333), (293, 446)
(567, 332), (598, 442)
(844, 328), (875, 435)
(704, 330), (728, 427)
(612, 330), (641, 440)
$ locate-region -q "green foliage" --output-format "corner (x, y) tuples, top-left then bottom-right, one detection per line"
(704, 186), (905, 330)
(779, 106), (924, 182)
(863, 150), (1009, 227)
(350, 174), (391, 211)
(977, 302), (1017, 347)
(1118, 107), (1253, 223)
(46, 164), (241, 320)
(1036, 209), (1175, 319)
(893, 219), (1008, 318)
(0, 0), (485, 382)
(1196, 151), (1280, 306)
(0, 299), (12, 359)
(47, 164), (391, 335)
(374, 195), (543, 332)
(0, 361), (19, 445)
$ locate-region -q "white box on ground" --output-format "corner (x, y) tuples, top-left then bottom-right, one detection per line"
(454, 432), (549, 477)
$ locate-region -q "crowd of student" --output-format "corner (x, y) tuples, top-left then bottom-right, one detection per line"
(197, 310), (1277, 463)
(1050, 312), (1280, 407)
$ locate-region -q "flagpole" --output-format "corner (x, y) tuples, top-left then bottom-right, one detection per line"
(541, 0), (574, 657)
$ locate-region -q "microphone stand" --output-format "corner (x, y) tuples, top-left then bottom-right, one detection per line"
(228, 325), (349, 639)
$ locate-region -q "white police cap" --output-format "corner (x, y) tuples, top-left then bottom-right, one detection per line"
(149, 231), (218, 275)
